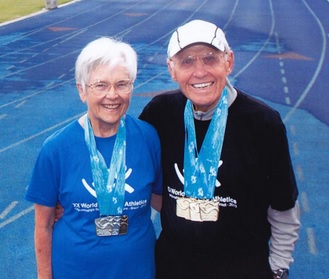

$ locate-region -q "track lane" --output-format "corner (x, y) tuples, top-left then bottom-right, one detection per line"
(0, 1), (328, 277)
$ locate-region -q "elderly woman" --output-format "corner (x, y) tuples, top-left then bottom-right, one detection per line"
(26, 37), (162, 279)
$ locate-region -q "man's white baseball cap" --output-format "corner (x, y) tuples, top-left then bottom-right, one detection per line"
(167, 19), (230, 58)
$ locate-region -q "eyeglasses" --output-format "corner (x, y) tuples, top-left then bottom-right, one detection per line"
(87, 79), (133, 95)
(171, 52), (224, 70)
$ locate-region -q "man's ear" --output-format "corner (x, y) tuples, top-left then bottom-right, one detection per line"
(77, 83), (87, 103)
(167, 60), (177, 81)
(226, 51), (235, 75)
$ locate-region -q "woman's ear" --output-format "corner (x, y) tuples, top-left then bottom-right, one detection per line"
(77, 83), (87, 103)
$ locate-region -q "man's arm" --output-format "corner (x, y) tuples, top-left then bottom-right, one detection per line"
(34, 203), (56, 279)
(268, 201), (300, 274)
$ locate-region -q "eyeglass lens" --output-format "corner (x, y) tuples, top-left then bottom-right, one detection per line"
(89, 80), (132, 94)
(176, 53), (221, 69)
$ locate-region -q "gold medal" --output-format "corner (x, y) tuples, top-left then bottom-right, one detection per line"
(176, 197), (219, 222)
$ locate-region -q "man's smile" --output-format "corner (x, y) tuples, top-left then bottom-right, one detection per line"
(192, 81), (214, 89)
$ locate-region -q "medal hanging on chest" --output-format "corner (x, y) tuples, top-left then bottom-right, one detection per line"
(84, 114), (128, 236)
(176, 88), (228, 222)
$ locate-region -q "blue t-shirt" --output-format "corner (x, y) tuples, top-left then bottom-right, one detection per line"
(26, 115), (162, 279)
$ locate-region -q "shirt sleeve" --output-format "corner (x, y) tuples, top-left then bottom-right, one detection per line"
(264, 111), (298, 210)
(25, 140), (59, 207)
(268, 201), (301, 270)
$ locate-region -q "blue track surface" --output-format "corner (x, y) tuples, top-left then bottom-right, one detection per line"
(0, 0), (328, 278)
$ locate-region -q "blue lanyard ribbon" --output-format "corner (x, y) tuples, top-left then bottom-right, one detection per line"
(183, 88), (228, 199)
(84, 115), (126, 216)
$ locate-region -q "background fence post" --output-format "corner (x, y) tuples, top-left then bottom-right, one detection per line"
(45, 0), (58, 10)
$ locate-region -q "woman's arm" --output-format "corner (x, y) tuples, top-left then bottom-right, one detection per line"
(151, 194), (162, 212)
(34, 204), (56, 279)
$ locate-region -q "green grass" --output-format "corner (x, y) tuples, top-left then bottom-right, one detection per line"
(0, 0), (73, 23)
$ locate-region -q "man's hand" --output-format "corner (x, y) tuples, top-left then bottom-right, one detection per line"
(54, 202), (64, 222)
(272, 269), (289, 279)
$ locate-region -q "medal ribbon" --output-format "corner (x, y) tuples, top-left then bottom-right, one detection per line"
(183, 88), (228, 199)
(84, 114), (126, 216)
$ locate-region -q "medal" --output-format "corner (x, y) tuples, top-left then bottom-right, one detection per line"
(84, 114), (128, 236)
(176, 197), (219, 222)
(95, 215), (128, 236)
(177, 88), (228, 222)
(183, 88), (228, 199)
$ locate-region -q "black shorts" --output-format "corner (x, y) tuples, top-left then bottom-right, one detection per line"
(155, 234), (273, 279)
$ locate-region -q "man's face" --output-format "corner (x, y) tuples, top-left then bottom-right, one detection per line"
(168, 44), (234, 112)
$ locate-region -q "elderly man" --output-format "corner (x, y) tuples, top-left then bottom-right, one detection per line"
(139, 19), (300, 279)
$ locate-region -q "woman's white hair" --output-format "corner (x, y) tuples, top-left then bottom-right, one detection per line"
(75, 37), (137, 90)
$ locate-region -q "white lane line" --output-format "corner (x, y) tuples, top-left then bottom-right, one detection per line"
(0, 201), (19, 219)
(300, 191), (310, 213)
(295, 164), (304, 182)
(275, 32), (292, 106)
(284, 0), (327, 122)
(14, 100), (27, 108)
(0, 205), (34, 229)
(0, 114), (7, 120)
(292, 142), (299, 156)
(0, 112), (85, 153)
(285, 96), (291, 105)
(289, 124), (297, 135)
(233, 0), (275, 79)
(0, 78), (74, 109)
(222, 0), (240, 30)
(306, 227), (318, 255)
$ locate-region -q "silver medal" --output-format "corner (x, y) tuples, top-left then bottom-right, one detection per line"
(95, 215), (128, 236)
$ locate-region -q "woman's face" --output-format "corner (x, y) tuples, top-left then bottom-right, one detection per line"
(77, 64), (132, 137)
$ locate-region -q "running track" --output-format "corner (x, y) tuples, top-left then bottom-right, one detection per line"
(0, 0), (328, 278)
